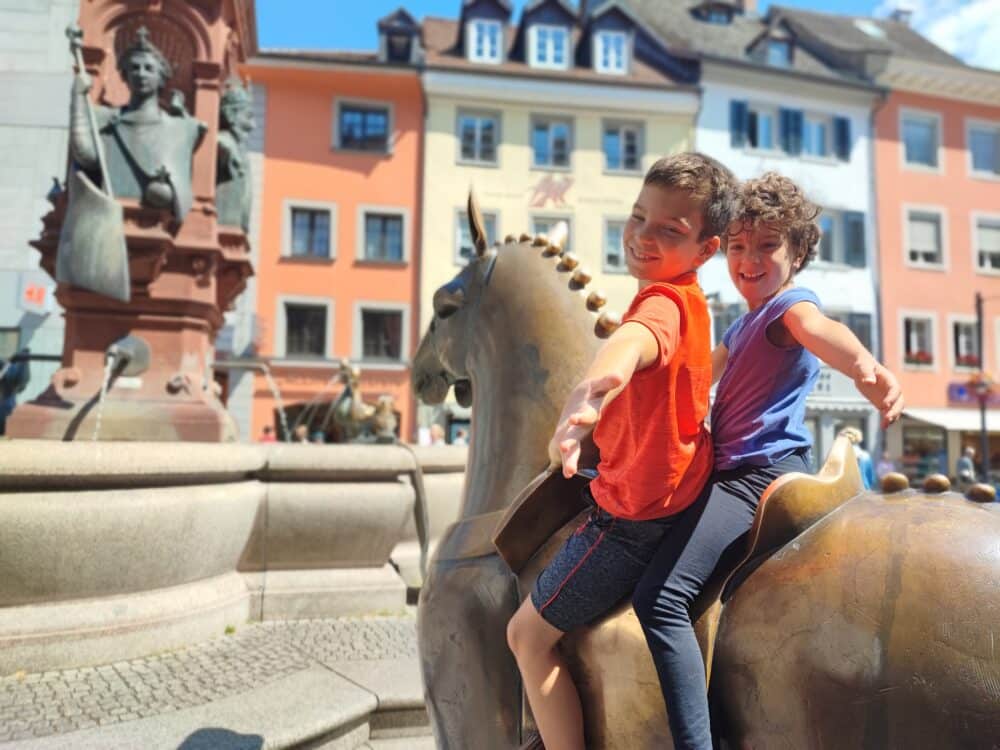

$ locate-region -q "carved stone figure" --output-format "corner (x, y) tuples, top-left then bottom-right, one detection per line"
(69, 26), (206, 221)
(216, 79), (254, 231)
(411, 193), (1000, 749)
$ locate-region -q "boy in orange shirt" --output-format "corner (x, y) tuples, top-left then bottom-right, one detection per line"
(506, 153), (741, 750)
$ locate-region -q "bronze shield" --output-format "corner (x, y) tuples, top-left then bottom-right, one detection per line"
(56, 170), (130, 303)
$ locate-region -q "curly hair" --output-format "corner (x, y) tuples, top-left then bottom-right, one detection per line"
(735, 172), (821, 272)
(643, 152), (742, 241)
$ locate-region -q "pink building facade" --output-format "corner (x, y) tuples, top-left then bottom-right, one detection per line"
(875, 65), (1000, 481)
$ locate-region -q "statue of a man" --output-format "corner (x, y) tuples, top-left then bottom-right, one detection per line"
(70, 26), (206, 221)
(216, 80), (254, 231)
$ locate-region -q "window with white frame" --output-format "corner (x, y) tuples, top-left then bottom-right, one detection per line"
(747, 104), (777, 151)
(906, 210), (944, 267)
(455, 209), (498, 263)
(289, 206), (333, 259)
(284, 302), (328, 358)
(337, 103), (390, 152)
(802, 113), (831, 158)
(362, 211), (404, 262)
(468, 19), (502, 63)
(530, 24), (569, 69)
(595, 31), (627, 74)
(969, 122), (1000, 176)
(604, 219), (626, 272)
(952, 319), (981, 369)
(817, 209), (866, 267)
(603, 122), (642, 172)
(532, 216), (572, 252)
(976, 216), (1000, 271)
(532, 117), (572, 168)
(903, 315), (935, 367)
(457, 111), (499, 164)
(902, 112), (940, 168)
(360, 307), (404, 363)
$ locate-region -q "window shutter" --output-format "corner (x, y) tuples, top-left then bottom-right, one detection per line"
(730, 100), (748, 148)
(780, 108), (803, 155)
(844, 211), (866, 267)
(834, 116), (851, 160)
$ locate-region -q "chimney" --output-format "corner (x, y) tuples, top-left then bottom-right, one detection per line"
(890, 3), (913, 25)
(740, 0), (758, 15)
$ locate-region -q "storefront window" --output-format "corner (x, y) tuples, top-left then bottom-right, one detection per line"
(901, 422), (947, 481)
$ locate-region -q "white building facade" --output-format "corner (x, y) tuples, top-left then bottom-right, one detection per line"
(695, 62), (884, 466)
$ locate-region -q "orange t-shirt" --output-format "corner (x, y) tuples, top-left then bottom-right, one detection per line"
(589, 273), (713, 521)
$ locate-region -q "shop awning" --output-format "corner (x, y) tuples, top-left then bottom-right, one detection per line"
(904, 407), (1000, 432)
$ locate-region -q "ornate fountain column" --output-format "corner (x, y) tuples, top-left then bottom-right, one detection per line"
(7, 0), (256, 441)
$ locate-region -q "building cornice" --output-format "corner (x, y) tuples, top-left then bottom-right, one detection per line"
(702, 59), (884, 107)
(421, 69), (699, 114)
(880, 58), (1000, 106)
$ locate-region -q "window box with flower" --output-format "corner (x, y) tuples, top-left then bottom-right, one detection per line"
(905, 350), (934, 365)
(957, 353), (982, 368)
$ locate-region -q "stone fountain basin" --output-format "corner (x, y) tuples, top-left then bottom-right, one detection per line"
(0, 481), (262, 606)
(0, 441), (265, 673)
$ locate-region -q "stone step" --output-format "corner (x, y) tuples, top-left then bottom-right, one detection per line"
(1, 666), (376, 750)
(362, 736), (437, 750)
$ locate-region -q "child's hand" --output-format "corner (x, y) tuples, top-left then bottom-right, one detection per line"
(550, 373), (623, 478)
(852, 359), (904, 429)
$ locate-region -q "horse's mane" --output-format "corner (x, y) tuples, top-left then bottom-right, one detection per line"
(496, 228), (624, 341)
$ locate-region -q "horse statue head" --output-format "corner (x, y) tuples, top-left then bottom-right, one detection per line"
(413, 190), (620, 519)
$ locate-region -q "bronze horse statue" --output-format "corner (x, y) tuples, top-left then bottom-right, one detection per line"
(412, 194), (1000, 749)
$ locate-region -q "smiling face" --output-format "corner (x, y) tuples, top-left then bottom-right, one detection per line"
(622, 184), (718, 289)
(725, 223), (802, 310)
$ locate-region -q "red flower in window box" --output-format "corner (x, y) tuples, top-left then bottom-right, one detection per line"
(905, 350), (933, 365)
(957, 353), (982, 368)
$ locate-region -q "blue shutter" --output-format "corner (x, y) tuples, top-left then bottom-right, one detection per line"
(730, 100), (748, 148)
(780, 108), (803, 155)
(844, 211), (866, 268)
(834, 116), (851, 160)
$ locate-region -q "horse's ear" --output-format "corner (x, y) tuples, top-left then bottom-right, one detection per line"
(468, 188), (488, 257)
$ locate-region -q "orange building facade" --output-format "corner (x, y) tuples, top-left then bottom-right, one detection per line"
(874, 64), (1000, 479)
(238, 51), (423, 442)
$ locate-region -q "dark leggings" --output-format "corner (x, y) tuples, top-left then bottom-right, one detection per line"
(631, 450), (810, 750)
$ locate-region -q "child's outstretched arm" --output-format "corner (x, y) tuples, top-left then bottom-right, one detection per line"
(548, 321), (661, 477)
(782, 301), (904, 428)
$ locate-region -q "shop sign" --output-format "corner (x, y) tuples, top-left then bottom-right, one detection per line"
(947, 381), (1000, 407)
(17, 273), (55, 315)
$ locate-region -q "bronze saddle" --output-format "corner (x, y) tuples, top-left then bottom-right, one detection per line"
(493, 436), (863, 748)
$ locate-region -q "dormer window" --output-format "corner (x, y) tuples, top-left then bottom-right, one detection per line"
(530, 24), (569, 69)
(766, 39), (792, 67)
(469, 19), (503, 64)
(386, 34), (412, 63)
(595, 30), (627, 75)
(706, 8), (732, 24)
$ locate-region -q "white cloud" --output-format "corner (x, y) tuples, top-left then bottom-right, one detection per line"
(875, 0), (1000, 70)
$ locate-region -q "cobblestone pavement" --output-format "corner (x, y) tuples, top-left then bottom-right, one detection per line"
(0, 615), (418, 744)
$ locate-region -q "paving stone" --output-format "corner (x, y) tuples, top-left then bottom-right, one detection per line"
(0, 614), (418, 743)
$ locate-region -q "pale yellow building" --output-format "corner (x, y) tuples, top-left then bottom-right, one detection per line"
(417, 1), (700, 437)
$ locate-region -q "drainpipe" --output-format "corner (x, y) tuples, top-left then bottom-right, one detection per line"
(868, 85), (890, 460)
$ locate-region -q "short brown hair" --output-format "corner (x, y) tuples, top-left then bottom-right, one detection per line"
(735, 172), (821, 272)
(643, 152), (741, 241)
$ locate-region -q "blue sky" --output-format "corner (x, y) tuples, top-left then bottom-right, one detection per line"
(256, 1), (1000, 70)
(258, 1), (879, 51)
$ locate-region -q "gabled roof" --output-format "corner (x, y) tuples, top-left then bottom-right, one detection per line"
(522, 0), (577, 19)
(377, 8), (419, 34)
(461, 0), (513, 15)
(626, 0), (876, 87)
(771, 6), (963, 69)
(421, 16), (695, 89)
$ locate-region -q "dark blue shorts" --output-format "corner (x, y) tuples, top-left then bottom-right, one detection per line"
(530, 482), (677, 633)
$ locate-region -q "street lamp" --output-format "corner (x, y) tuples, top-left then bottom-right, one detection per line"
(973, 292), (999, 483)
